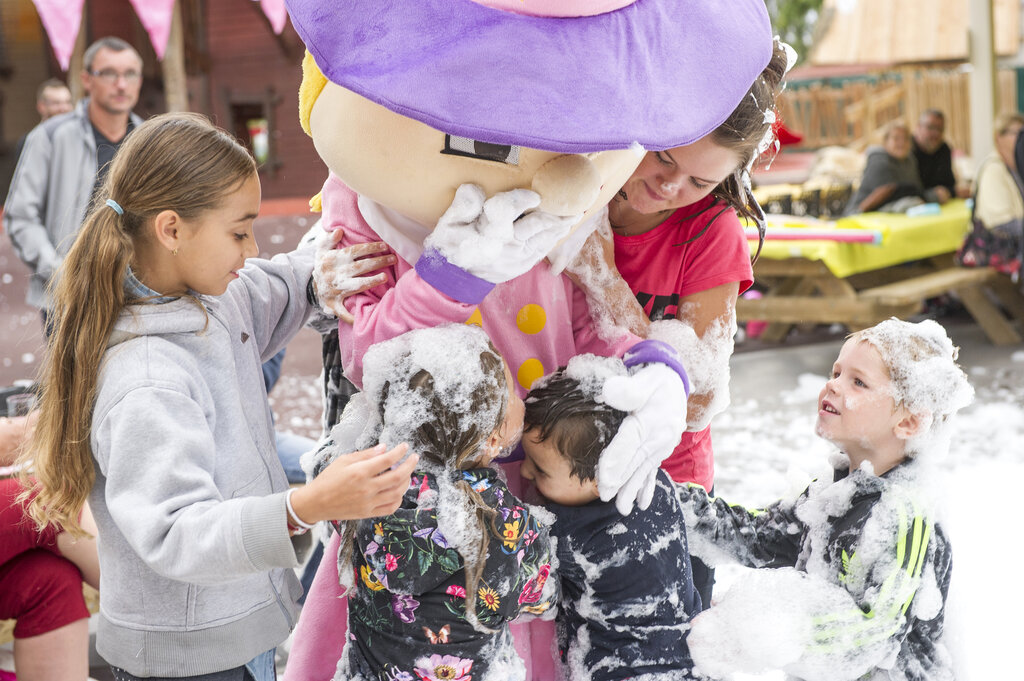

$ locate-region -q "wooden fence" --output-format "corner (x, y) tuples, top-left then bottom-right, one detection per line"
(779, 68), (1018, 154)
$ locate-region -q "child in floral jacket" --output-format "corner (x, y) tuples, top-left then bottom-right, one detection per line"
(346, 466), (553, 681)
(312, 325), (557, 681)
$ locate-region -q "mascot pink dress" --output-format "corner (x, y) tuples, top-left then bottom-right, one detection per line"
(281, 1), (774, 679)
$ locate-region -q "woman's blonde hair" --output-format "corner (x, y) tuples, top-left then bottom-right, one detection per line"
(19, 112), (256, 537)
(994, 112), (1024, 138)
(882, 119), (911, 143)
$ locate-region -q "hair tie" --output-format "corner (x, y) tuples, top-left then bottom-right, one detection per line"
(105, 198), (124, 215)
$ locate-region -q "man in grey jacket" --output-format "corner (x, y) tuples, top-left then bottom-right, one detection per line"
(3, 37), (143, 328)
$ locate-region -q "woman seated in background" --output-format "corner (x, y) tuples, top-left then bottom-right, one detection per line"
(846, 120), (933, 215)
(957, 112), (1024, 280)
(973, 112), (1024, 230)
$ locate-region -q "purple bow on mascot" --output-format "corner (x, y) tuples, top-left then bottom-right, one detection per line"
(282, 1), (774, 679)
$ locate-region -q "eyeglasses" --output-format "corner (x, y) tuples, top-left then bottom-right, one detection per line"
(89, 69), (141, 84)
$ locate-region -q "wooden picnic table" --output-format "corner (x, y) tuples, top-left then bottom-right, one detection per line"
(738, 200), (1024, 344)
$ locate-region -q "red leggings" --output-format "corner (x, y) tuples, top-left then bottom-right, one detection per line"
(0, 477), (90, 637)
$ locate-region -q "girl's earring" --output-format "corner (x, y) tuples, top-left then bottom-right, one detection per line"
(172, 248), (179, 256)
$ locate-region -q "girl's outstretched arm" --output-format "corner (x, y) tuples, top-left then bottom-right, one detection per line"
(289, 443), (417, 525)
(564, 221), (650, 338)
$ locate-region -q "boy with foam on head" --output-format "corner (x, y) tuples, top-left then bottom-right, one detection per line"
(679, 318), (974, 681)
(520, 355), (702, 681)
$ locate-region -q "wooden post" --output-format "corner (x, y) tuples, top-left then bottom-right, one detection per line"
(162, 1), (188, 112)
(969, 0), (997, 160)
(68, 1), (88, 102)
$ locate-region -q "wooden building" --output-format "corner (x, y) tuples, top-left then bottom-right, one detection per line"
(778, 0), (1024, 156)
(811, 0), (1020, 67)
(0, 0), (324, 204)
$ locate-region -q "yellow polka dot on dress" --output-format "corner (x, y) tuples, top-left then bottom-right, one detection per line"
(517, 358), (545, 391)
(516, 303), (546, 335)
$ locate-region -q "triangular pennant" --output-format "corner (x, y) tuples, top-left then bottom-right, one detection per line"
(128, 0), (176, 60)
(260, 0), (287, 34)
(31, 0), (85, 71)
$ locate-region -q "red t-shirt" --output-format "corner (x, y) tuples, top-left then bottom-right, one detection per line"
(613, 195), (753, 491)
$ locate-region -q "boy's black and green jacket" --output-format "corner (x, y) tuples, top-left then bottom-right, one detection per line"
(678, 461), (952, 681)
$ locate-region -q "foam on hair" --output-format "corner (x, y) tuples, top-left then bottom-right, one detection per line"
(852, 318), (974, 456)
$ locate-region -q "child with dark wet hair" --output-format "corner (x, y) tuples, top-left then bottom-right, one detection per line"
(521, 356), (702, 680)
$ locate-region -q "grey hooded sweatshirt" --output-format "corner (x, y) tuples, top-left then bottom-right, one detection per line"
(88, 247), (315, 677)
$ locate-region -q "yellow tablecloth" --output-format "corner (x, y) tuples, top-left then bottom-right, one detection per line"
(748, 200), (971, 279)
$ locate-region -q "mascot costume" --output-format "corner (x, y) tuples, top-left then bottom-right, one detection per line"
(281, 1), (774, 678)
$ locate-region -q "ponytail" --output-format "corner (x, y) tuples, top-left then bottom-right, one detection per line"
(19, 203), (133, 536)
(456, 477), (502, 633)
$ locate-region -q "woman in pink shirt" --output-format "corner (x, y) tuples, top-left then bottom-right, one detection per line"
(569, 39), (790, 607)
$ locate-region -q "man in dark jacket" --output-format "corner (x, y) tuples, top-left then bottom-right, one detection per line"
(912, 109), (958, 203)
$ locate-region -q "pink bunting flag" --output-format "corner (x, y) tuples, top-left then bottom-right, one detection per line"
(260, 0), (287, 34)
(128, 0), (176, 60)
(31, 0), (85, 71)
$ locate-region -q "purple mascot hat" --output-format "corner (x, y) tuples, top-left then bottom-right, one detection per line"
(285, 0), (775, 152)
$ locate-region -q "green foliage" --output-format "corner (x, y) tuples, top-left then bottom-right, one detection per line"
(766, 0), (825, 65)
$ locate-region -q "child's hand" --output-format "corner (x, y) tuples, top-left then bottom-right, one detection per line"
(291, 443), (418, 522)
(313, 228), (397, 323)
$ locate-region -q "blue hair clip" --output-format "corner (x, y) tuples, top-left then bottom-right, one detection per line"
(105, 198), (124, 215)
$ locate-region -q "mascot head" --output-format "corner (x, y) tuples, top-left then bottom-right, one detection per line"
(287, 0), (774, 229)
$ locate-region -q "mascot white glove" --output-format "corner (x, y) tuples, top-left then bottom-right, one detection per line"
(423, 183), (579, 284)
(597, 340), (690, 515)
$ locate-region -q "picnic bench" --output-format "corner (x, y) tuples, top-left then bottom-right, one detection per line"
(738, 200), (1024, 344)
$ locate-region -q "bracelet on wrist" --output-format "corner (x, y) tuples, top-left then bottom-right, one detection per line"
(285, 488), (315, 535)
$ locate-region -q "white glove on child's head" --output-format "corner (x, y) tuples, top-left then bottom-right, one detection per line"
(424, 184), (580, 284)
(597, 357), (689, 515)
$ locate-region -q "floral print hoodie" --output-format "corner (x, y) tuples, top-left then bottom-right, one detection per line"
(339, 466), (556, 681)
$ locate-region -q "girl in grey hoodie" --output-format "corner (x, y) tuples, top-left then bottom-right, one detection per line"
(17, 113), (419, 681)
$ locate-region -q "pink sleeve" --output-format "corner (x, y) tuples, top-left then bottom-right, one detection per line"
(321, 177), (478, 388)
(281, 532), (347, 681)
(568, 280), (640, 358)
(341, 272), (482, 387)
